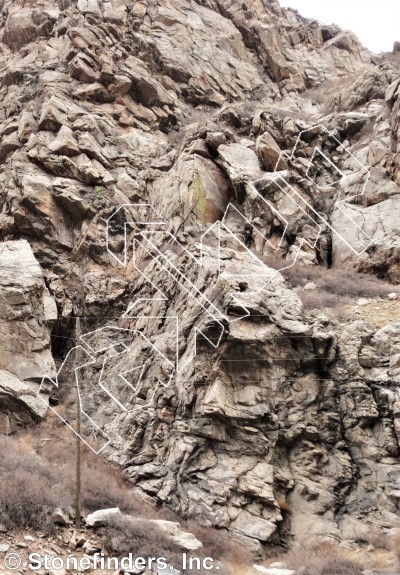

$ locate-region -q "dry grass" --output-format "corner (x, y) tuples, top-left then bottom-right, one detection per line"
(301, 74), (358, 112)
(103, 517), (252, 573)
(229, 565), (257, 575)
(1, 423), (253, 572)
(102, 515), (184, 568)
(12, 0), (37, 6)
(285, 265), (395, 300)
(168, 106), (217, 147)
(296, 288), (343, 310)
(354, 528), (391, 550)
(56, 0), (74, 8)
(273, 543), (363, 575)
(81, 455), (147, 515)
(185, 523), (252, 566)
(31, 419), (159, 517)
(355, 299), (400, 329)
(0, 424), (157, 532)
(259, 253), (397, 311)
(0, 436), (71, 531)
(390, 531), (400, 559)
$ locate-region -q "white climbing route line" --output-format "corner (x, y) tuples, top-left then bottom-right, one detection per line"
(38, 124), (373, 453)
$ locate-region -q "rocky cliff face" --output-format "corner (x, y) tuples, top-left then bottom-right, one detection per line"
(1, 0), (400, 552)
(0, 240), (56, 434)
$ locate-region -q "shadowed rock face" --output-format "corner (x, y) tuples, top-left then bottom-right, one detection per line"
(0, 0), (400, 550)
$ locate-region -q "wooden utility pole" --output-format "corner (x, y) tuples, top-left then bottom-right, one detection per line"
(75, 316), (82, 530)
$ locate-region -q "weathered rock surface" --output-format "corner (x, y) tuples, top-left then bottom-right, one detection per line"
(85, 508), (122, 528)
(0, 0), (399, 554)
(254, 568), (297, 575)
(148, 520), (203, 551)
(51, 507), (72, 527)
(0, 241), (55, 433)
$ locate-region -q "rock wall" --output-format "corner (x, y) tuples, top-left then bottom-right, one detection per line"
(0, 0), (400, 551)
(0, 240), (56, 433)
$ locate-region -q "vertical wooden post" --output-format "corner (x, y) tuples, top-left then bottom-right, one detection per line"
(75, 316), (81, 530)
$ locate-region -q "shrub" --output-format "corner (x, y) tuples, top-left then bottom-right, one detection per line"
(32, 410), (157, 518)
(80, 453), (149, 516)
(102, 515), (184, 568)
(354, 528), (391, 550)
(104, 518), (252, 575)
(297, 289), (345, 311)
(281, 543), (363, 575)
(0, 430), (156, 532)
(321, 558), (363, 575)
(0, 437), (72, 531)
(284, 265), (395, 299)
(258, 252), (397, 309)
(390, 530), (400, 559)
(1, 428), (251, 575)
(185, 523), (252, 565)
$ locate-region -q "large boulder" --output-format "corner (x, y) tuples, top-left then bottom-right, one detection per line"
(256, 132), (285, 171)
(149, 520), (203, 551)
(48, 126), (81, 156)
(0, 370), (47, 423)
(86, 508), (122, 527)
(331, 196), (400, 281)
(0, 6), (58, 51)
